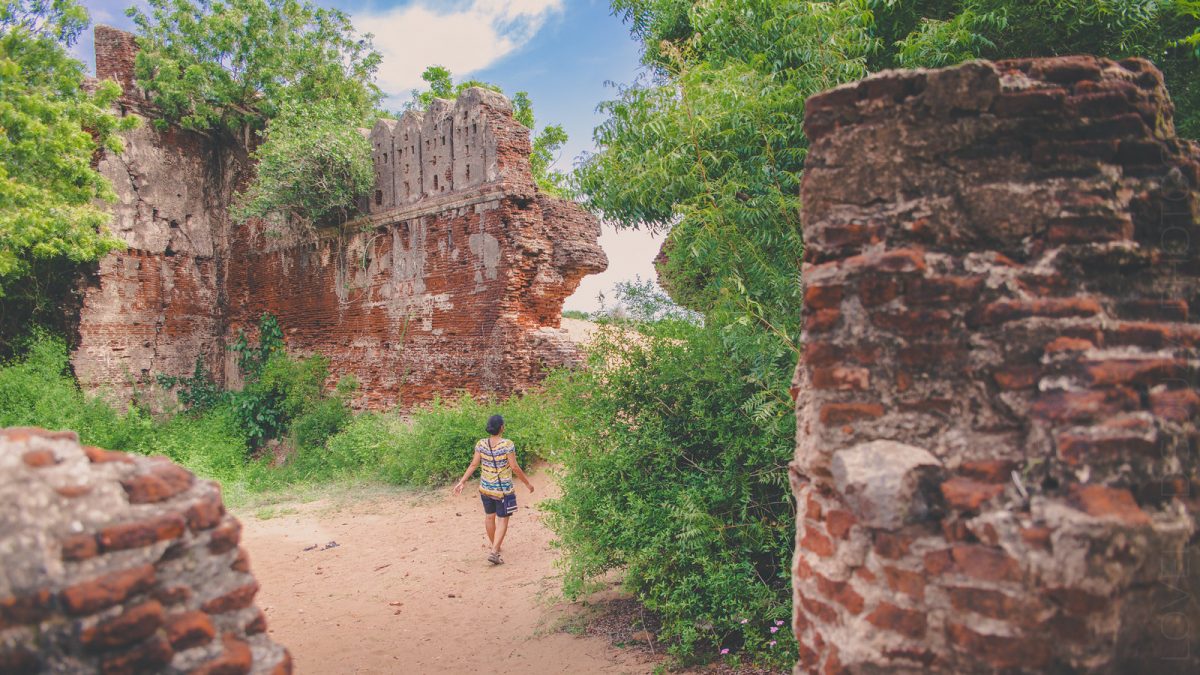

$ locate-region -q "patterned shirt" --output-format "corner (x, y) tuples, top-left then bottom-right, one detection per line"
(477, 438), (515, 498)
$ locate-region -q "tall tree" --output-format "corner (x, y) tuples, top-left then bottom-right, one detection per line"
(127, 0), (383, 139)
(0, 0), (136, 349)
(581, 0), (1200, 379)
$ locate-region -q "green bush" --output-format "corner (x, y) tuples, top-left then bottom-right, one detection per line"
(0, 333), (139, 449)
(292, 397), (352, 452)
(542, 317), (796, 665)
(302, 411), (402, 479)
(234, 99), (375, 228)
(127, 404), (249, 485)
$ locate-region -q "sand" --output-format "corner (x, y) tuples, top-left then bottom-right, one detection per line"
(237, 468), (659, 674)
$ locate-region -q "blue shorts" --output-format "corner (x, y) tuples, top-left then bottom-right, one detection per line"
(481, 493), (516, 518)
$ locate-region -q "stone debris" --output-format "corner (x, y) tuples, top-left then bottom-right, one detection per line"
(793, 55), (1199, 673)
(0, 427), (291, 673)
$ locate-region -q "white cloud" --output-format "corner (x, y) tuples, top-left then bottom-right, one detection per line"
(354, 0), (563, 101)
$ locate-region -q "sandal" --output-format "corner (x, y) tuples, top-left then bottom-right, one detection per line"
(488, 551), (503, 565)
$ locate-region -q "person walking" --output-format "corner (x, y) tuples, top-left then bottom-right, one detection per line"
(453, 414), (534, 564)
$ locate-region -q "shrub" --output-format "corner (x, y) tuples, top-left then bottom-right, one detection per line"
(128, 404), (249, 485)
(292, 397), (352, 452)
(305, 411), (403, 479)
(0, 333), (137, 448)
(234, 99), (375, 228)
(542, 318), (796, 665)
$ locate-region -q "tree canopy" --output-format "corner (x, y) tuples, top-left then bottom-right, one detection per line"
(0, 0), (136, 346)
(579, 0), (1200, 376)
(127, 0), (383, 137)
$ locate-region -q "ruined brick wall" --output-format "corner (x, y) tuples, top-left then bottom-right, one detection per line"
(74, 27), (606, 410)
(74, 27), (245, 406)
(792, 57), (1199, 673)
(223, 90), (605, 409)
(0, 427), (289, 673)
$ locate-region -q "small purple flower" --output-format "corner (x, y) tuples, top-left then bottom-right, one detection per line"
(774, 620), (785, 626)
(770, 626), (779, 633)
(720, 648), (730, 655)
(768, 640), (777, 647)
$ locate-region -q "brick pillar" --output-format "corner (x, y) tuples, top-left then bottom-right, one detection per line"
(0, 428), (292, 673)
(94, 24), (139, 95)
(792, 57), (1199, 673)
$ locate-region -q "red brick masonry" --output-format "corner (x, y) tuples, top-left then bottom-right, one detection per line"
(0, 428), (290, 674)
(74, 27), (607, 410)
(792, 56), (1199, 673)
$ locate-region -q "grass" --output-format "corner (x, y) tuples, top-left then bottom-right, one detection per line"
(0, 335), (566, 510)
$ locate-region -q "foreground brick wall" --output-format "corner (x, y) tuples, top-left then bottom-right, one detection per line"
(0, 428), (289, 673)
(75, 27), (606, 410)
(792, 57), (1199, 673)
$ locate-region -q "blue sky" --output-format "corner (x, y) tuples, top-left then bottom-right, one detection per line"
(76, 0), (662, 312)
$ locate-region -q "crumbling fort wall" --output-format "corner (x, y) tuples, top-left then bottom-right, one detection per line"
(792, 56), (1199, 673)
(223, 91), (605, 408)
(0, 427), (289, 673)
(74, 26), (242, 407)
(74, 27), (606, 409)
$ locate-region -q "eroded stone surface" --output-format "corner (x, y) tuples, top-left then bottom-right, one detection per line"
(0, 427), (290, 673)
(793, 56), (1200, 674)
(73, 27), (607, 410)
(830, 440), (942, 530)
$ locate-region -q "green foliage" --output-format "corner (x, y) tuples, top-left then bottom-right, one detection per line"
(406, 66), (570, 196)
(296, 409), (395, 478)
(0, 331), (566, 503)
(562, 309), (592, 320)
(156, 358), (225, 411)
(542, 304), (795, 665)
(230, 313), (285, 380)
(0, 0), (136, 347)
(291, 397), (351, 452)
(377, 391), (556, 485)
(578, 1), (874, 384)
(600, 278), (702, 324)
(127, 0), (382, 137)
(866, 1), (1200, 136)
(0, 331), (145, 449)
(234, 99), (374, 227)
(129, 405), (249, 485)
(406, 65), (502, 110)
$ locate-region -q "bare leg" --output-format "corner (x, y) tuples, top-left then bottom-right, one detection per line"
(493, 515), (510, 554)
(484, 514), (496, 548)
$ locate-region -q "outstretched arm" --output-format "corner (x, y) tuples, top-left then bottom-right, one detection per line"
(454, 450), (481, 495)
(507, 450), (534, 493)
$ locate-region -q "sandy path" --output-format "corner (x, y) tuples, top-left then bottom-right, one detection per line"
(237, 468), (657, 674)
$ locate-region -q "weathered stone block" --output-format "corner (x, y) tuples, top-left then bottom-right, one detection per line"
(830, 440), (942, 529)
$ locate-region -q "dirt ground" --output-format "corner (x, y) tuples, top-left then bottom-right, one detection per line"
(237, 467), (662, 674)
